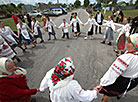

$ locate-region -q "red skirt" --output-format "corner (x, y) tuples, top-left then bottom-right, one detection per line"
(117, 34), (126, 50)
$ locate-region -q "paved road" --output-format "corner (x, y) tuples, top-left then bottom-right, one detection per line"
(15, 9), (138, 102)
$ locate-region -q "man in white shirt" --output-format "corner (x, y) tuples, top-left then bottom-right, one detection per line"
(95, 10), (104, 34)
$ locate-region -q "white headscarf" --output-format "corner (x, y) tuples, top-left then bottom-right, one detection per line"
(0, 57), (26, 78)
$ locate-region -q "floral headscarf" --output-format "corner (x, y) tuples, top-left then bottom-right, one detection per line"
(130, 34), (138, 50)
(50, 57), (75, 90)
(0, 57), (26, 78)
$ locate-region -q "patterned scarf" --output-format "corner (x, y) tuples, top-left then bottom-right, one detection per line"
(50, 57), (75, 90)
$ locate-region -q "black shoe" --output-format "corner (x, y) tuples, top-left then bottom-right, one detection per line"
(117, 96), (121, 100)
(101, 41), (105, 44)
(17, 58), (21, 62)
(23, 49), (26, 53)
(40, 40), (44, 43)
(32, 45), (36, 48)
(48, 39), (51, 41)
(99, 32), (102, 34)
(108, 42), (112, 46)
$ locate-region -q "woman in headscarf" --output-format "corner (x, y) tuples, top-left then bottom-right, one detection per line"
(0, 57), (39, 102)
(40, 57), (99, 102)
(96, 34), (138, 102)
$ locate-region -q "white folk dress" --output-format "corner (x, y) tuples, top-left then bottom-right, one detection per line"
(70, 16), (83, 33)
(40, 68), (97, 102)
(45, 19), (56, 35)
(0, 26), (18, 46)
(31, 21), (40, 36)
(0, 36), (16, 59)
(58, 22), (69, 33)
(84, 18), (99, 32)
(100, 52), (138, 96)
(17, 23), (34, 43)
(103, 20), (115, 40)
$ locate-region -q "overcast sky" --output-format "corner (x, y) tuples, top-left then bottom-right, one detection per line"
(0, 0), (136, 5)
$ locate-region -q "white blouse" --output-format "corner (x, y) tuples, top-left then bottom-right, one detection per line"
(100, 52), (138, 86)
(45, 19), (56, 33)
(84, 18), (99, 31)
(0, 26), (17, 45)
(70, 16), (83, 32)
(17, 23), (30, 39)
(103, 20), (115, 31)
(116, 24), (130, 42)
(31, 21), (40, 35)
(58, 22), (69, 33)
(40, 68), (97, 102)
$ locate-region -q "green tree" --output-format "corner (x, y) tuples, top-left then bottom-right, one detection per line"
(0, 5), (8, 16)
(135, 0), (138, 5)
(17, 3), (24, 9)
(84, 0), (90, 7)
(96, 0), (109, 4)
(74, 0), (81, 8)
(48, 1), (53, 5)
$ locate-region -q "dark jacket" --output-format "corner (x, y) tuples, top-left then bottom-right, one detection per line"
(95, 13), (104, 24)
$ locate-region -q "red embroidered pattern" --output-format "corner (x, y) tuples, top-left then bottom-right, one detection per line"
(117, 58), (128, 67)
(113, 64), (124, 73)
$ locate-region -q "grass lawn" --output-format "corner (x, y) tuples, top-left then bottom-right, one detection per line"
(101, 9), (138, 19)
(2, 18), (42, 31)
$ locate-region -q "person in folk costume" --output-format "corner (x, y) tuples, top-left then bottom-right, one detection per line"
(70, 12), (84, 37)
(129, 15), (138, 34)
(0, 57), (40, 102)
(57, 19), (70, 39)
(96, 34), (138, 102)
(0, 36), (21, 62)
(95, 10), (104, 34)
(84, 14), (100, 40)
(101, 16), (115, 46)
(70, 13), (74, 33)
(44, 16), (57, 40)
(0, 21), (25, 53)
(26, 14), (32, 29)
(31, 17), (44, 43)
(17, 18), (36, 50)
(39, 57), (100, 102)
(114, 18), (131, 56)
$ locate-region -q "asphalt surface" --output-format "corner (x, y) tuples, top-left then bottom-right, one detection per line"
(15, 9), (138, 102)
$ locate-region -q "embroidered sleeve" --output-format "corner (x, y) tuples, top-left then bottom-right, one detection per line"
(100, 54), (131, 86)
(70, 80), (97, 101)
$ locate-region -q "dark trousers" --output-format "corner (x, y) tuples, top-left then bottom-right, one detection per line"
(62, 33), (69, 39)
(95, 22), (102, 34)
(130, 26), (137, 34)
(88, 25), (94, 35)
